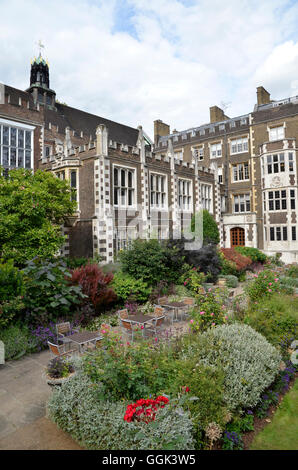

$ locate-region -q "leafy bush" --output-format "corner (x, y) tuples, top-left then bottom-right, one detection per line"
(71, 264), (116, 313)
(0, 260), (25, 328)
(220, 248), (252, 277)
(191, 209), (220, 245)
(193, 324), (281, 410)
(22, 259), (85, 326)
(286, 264), (298, 278)
(220, 275), (238, 288)
(149, 281), (177, 303)
(225, 412), (254, 433)
(0, 259), (24, 300)
(180, 265), (206, 294)
(0, 168), (77, 266)
(46, 357), (74, 378)
(168, 359), (227, 446)
(244, 294), (298, 347)
(112, 272), (151, 303)
(0, 324), (37, 360)
(235, 246), (267, 264)
(279, 276), (298, 288)
(184, 244), (222, 283)
(83, 331), (177, 401)
(190, 289), (228, 331)
(222, 431), (244, 450)
(48, 372), (195, 450)
(118, 239), (184, 286)
(245, 269), (281, 302)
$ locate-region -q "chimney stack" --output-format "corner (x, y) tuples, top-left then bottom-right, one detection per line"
(257, 86), (271, 106)
(209, 106), (229, 123)
(154, 119), (170, 146)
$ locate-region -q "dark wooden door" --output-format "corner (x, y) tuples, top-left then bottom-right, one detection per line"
(230, 227), (245, 247)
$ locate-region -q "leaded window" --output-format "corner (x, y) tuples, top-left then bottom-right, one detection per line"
(150, 174), (166, 209)
(178, 178), (192, 210)
(233, 194), (250, 213)
(113, 167), (135, 207)
(0, 122), (33, 169)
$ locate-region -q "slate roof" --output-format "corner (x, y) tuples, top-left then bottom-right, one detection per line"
(45, 103), (139, 146)
(3, 84), (139, 146)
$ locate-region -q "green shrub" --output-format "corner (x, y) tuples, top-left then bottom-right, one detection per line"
(218, 251), (238, 277)
(245, 269), (281, 302)
(48, 372), (195, 450)
(279, 276), (298, 288)
(83, 330), (177, 401)
(235, 247), (267, 264)
(244, 294), (298, 347)
(22, 259), (86, 326)
(180, 265), (206, 294)
(189, 289), (228, 332)
(0, 259), (24, 300)
(0, 324), (37, 360)
(286, 264), (298, 278)
(219, 275), (238, 288)
(168, 359), (227, 447)
(118, 239), (184, 286)
(112, 272), (152, 303)
(192, 324), (281, 410)
(191, 210), (220, 245)
(0, 260), (25, 328)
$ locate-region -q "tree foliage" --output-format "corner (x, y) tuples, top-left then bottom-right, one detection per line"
(0, 168), (76, 265)
(191, 210), (220, 245)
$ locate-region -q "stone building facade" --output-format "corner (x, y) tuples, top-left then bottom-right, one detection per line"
(0, 55), (219, 263)
(1, 57), (297, 263)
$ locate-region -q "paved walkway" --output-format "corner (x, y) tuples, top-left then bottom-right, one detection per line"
(0, 350), (82, 450)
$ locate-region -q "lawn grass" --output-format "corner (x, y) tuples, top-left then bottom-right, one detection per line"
(250, 379), (298, 450)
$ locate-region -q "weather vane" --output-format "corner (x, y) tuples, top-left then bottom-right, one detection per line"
(37, 40), (45, 55)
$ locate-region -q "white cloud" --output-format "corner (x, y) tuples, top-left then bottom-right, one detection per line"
(1, 0), (298, 137)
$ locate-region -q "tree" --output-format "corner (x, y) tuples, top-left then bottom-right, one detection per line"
(0, 168), (77, 265)
(191, 210), (220, 245)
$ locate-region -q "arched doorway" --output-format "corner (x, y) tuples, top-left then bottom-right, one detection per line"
(230, 227), (245, 247)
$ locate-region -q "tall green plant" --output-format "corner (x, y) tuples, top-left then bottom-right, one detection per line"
(22, 259), (86, 326)
(0, 168), (76, 265)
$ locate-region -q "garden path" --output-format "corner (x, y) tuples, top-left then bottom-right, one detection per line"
(0, 349), (82, 450)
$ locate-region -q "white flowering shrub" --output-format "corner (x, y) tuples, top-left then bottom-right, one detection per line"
(48, 373), (195, 450)
(195, 323), (281, 410)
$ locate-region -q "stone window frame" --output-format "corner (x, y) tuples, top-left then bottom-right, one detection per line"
(233, 193), (251, 214)
(266, 153), (285, 174)
(267, 189), (287, 211)
(0, 117), (34, 169)
(209, 141), (222, 158)
(229, 136), (249, 155)
(191, 145), (204, 161)
(44, 144), (52, 159)
(178, 177), (193, 212)
(201, 182), (213, 214)
(268, 123), (285, 142)
(112, 164), (136, 209)
(149, 171), (168, 210)
(115, 226), (137, 253)
(232, 162), (250, 182)
(174, 148), (184, 161)
(269, 225), (288, 242)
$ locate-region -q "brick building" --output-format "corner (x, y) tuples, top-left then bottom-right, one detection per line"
(0, 56), (297, 262)
(154, 86), (298, 263)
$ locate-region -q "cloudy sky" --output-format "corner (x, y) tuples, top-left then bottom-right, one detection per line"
(1, 0), (298, 138)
